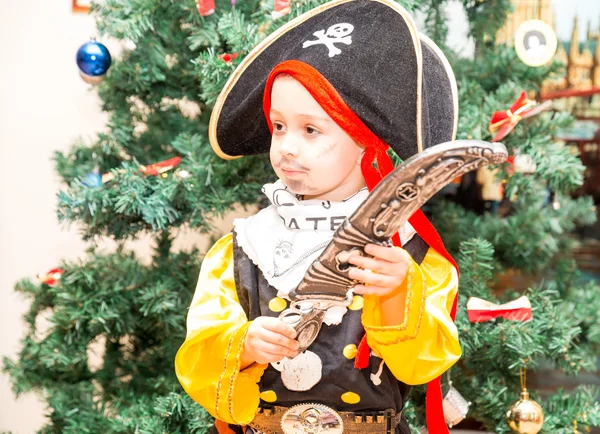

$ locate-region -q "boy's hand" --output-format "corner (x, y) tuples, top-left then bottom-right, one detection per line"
(241, 316), (300, 366)
(347, 243), (410, 297)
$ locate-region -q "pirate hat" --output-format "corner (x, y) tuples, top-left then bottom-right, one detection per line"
(208, 0), (458, 161)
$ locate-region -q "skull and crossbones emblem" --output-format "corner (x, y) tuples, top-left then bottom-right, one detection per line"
(273, 240), (294, 275)
(302, 23), (354, 57)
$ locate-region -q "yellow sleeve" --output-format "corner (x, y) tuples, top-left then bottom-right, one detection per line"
(361, 247), (461, 385)
(174, 233), (268, 425)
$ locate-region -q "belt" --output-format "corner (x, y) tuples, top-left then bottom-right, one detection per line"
(250, 403), (402, 434)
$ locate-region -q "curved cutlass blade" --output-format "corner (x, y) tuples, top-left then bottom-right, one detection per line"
(280, 139), (507, 351)
(290, 140), (507, 300)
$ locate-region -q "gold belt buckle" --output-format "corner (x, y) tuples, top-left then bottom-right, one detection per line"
(280, 403), (344, 434)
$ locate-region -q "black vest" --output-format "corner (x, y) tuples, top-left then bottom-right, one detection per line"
(231, 232), (430, 434)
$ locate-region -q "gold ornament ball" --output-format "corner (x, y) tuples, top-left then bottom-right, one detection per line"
(506, 389), (544, 434)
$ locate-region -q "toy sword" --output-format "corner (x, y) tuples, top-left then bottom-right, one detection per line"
(279, 140), (508, 352)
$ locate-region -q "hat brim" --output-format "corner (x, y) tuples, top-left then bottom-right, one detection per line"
(419, 33), (458, 145)
(209, 0), (457, 160)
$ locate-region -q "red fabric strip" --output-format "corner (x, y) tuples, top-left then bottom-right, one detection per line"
(215, 420), (238, 434)
(468, 307), (532, 323)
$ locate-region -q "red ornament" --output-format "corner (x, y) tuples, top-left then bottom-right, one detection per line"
(467, 296), (533, 323)
(196, 0), (215, 17)
(489, 91), (552, 142)
(218, 52), (240, 64)
(272, 0), (291, 19)
(140, 156), (182, 176)
(101, 157), (182, 183)
(37, 268), (65, 286)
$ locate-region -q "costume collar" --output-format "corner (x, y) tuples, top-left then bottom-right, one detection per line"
(261, 180), (369, 232)
(233, 179), (415, 325)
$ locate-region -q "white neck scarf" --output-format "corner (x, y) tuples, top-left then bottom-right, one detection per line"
(233, 179), (415, 325)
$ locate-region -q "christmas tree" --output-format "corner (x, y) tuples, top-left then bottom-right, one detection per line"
(4, 0), (600, 433)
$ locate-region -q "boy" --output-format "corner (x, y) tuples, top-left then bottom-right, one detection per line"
(176, 0), (462, 432)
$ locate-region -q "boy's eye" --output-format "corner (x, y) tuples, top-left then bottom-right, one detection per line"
(273, 122), (286, 132)
(306, 126), (320, 135)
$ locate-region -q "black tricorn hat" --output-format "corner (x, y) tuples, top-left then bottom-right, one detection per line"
(209, 0), (458, 161)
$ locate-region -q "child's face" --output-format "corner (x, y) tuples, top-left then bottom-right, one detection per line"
(269, 75), (366, 201)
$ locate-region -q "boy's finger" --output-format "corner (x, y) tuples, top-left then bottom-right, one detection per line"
(255, 350), (288, 364)
(348, 267), (398, 287)
(347, 254), (395, 275)
(364, 244), (409, 263)
(352, 284), (392, 296)
(260, 317), (298, 340)
(260, 329), (300, 352)
(255, 340), (299, 358)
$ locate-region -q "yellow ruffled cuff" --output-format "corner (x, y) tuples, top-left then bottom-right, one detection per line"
(215, 322), (261, 425)
(360, 248), (461, 385)
(176, 320), (267, 425)
(174, 233), (267, 425)
(361, 257), (425, 342)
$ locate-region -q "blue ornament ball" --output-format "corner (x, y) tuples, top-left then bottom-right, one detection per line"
(76, 40), (112, 77)
(82, 172), (103, 188)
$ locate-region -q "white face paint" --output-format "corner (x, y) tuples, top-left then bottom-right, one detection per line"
(268, 76), (366, 202)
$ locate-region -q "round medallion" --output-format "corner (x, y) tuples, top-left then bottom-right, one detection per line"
(514, 20), (557, 67)
(281, 402), (343, 434)
(271, 350), (323, 391)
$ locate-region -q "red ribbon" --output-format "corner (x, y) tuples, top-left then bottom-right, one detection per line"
(272, 0), (291, 19)
(196, 0), (215, 16)
(37, 268), (65, 287)
(488, 91), (552, 142)
(140, 156), (182, 176)
(467, 296), (532, 323)
(101, 156), (182, 183)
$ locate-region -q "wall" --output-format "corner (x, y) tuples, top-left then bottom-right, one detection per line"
(0, 1), (108, 431)
(0, 1), (256, 431)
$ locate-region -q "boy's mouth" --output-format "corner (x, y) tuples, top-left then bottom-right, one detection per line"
(276, 157), (309, 172)
(281, 168), (306, 176)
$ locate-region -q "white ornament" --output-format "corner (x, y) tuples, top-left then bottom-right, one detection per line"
(302, 23), (354, 57)
(123, 39), (137, 51)
(442, 383), (471, 428)
(270, 350), (323, 391)
(513, 154), (537, 174)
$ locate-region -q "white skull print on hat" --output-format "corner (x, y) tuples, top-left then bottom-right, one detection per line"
(302, 23), (354, 57)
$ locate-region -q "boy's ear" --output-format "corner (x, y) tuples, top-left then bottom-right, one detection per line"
(357, 149), (366, 166)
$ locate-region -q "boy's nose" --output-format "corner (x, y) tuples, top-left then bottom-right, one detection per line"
(279, 136), (299, 156)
